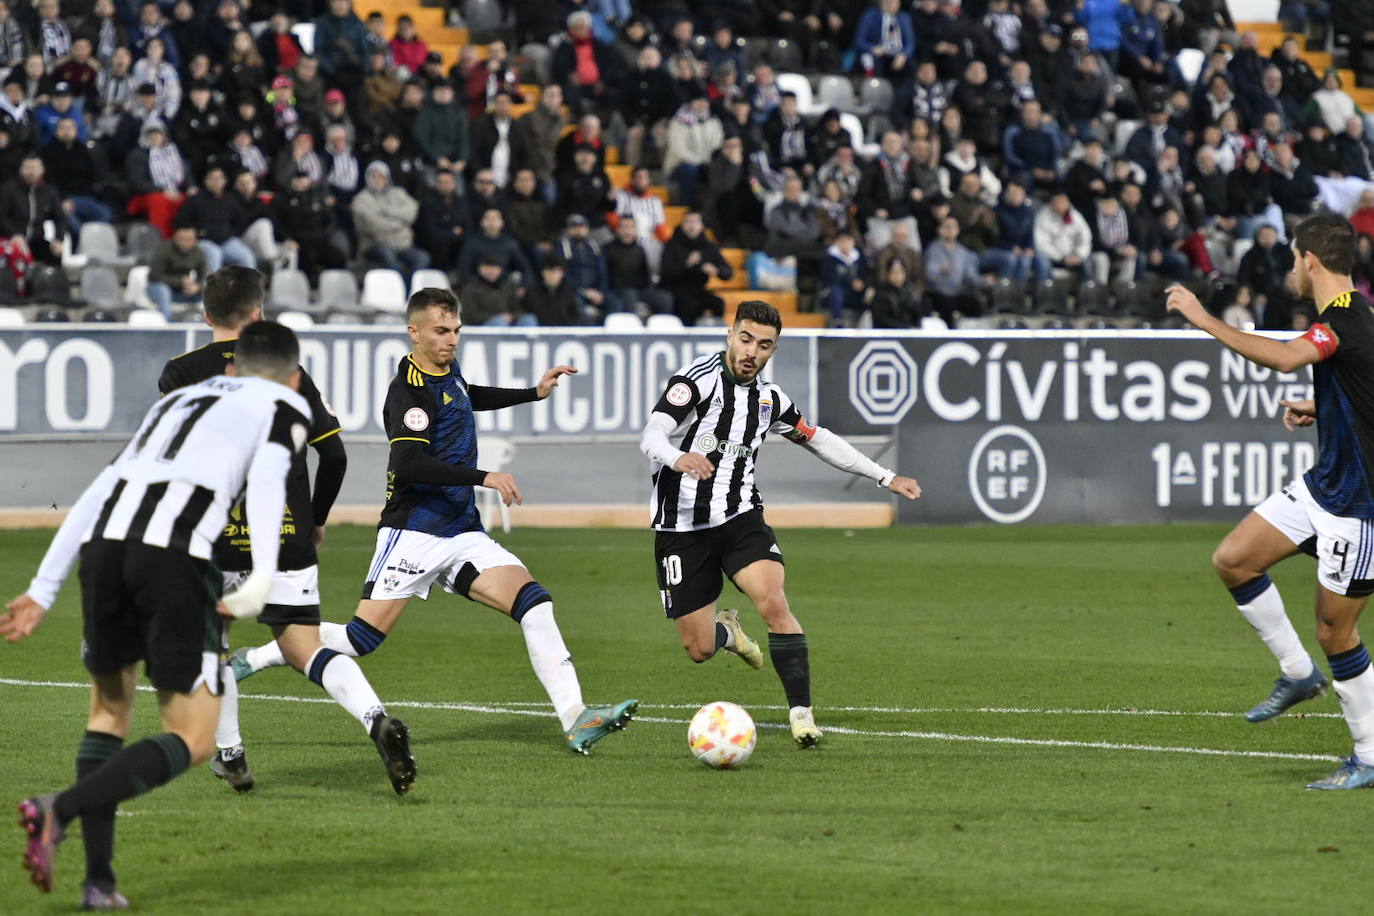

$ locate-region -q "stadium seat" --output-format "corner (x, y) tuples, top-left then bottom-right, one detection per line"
(33, 307), (70, 322)
(1035, 277), (1071, 314)
(838, 112), (879, 158)
(1112, 119), (1140, 156)
(269, 268), (313, 311)
(317, 269), (361, 312)
(919, 315), (948, 331)
(127, 309), (168, 327)
(774, 72), (814, 113)
(857, 78), (894, 116)
(80, 266), (121, 309)
(276, 310), (316, 329)
(31, 264), (71, 304)
(125, 222), (163, 266)
(1175, 48), (1205, 86)
(290, 22), (314, 53)
(991, 277), (1027, 314)
(360, 269), (408, 314)
(0, 306), (23, 326)
(124, 264), (150, 308)
(603, 312), (644, 331)
(78, 222), (133, 269)
(409, 268), (452, 296)
(84, 308), (120, 322)
(645, 313), (685, 331)
(767, 38), (802, 72)
(813, 75), (856, 115)
(476, 436), (514, 532)
(1077, 279), (1110, 314)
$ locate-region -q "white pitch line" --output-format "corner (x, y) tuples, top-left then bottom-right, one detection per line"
(0, 677), (1341, 764)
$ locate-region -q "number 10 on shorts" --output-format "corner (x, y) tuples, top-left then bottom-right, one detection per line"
(660, 555), (682, 612)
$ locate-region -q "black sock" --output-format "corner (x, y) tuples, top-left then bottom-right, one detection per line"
(768, 633), (812, 709)
(715, 622), (729, 650)
(54, 734), (191, 827)
(75, 731), (123, 890)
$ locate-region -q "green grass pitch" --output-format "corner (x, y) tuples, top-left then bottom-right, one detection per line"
(1, 523), (1372, 914)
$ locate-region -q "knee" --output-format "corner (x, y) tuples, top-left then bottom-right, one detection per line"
(684, 643), (714, 663)
(754, 589), (791, 625)
(1210, 541), (1252, 583)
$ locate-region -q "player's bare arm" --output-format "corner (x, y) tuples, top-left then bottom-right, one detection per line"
(1166, 285), (1322, 372)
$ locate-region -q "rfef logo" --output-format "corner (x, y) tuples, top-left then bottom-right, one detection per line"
(968, 425), (1046, 524)
(847, 341), (918, 425)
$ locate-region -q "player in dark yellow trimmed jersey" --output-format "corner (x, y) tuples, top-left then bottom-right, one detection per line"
(1167, 213), (1374, 789)
(160, 267), (414, 796)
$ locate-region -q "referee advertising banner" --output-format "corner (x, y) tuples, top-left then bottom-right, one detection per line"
(815, 332), (1320, 525)
(0, 327), (813, 440)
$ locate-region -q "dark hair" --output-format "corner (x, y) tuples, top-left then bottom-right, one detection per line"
(406, 286), (460, 322)
(733, 300), (782, 333)
(234, 320), (299, 382)
(203, 266), (264, 328)
(1295, 213), (1356, 275)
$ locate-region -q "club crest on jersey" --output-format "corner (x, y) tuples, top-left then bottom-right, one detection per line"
(759, 400), (772, 425)
(696, 433), (719, 453)
(403, 407), (429, 431)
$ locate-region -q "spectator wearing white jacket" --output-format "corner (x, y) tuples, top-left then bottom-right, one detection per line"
(664, 93), (723, 207)
(1033, 191), (1092, 275)
(352, 160), (430, 284)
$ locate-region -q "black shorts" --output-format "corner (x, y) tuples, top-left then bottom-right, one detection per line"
(222, 567), (321, 627)
(653, 510), (784, 619)
(79, 539), (224, 694)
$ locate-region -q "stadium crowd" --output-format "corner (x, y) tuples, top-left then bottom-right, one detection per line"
(0, 0), (1373, 328)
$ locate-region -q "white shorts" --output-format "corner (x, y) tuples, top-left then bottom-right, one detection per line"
(361, 527), (524, 601)
(223, 566), (321, 625)
(1256, 480), (1374, 598)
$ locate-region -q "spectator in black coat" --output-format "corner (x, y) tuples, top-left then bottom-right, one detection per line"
(1268, 143), (1318, 218)
(1336, 117), (1374, 181)
(870, 258), (923, 329)
(659, 209), (733, 324)
(42, 116), (111, 236)
(505, 167), (553, 268)
(416, 167), (468, 270)
(1237, 223), (1295, 324)
(521, 256), (580, 325)
(272, 170), (348, 280)
(171, 79), (227, 180)
(469, 91), (530, 186)
(0, 152), (64, 262)
(605, 215), (673, 315)
(457, 206), (531, 284)
(552, 11), (622, 119)
(555, 143), (616, 231)
(176, 165), (255, 271)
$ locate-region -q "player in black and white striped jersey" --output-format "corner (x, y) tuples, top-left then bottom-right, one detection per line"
(2, 322), (307, 908)
(640, 300), (921, 748)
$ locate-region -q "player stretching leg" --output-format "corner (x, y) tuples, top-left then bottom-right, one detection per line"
(1, 323), (306, 906)
(231, 288), (638, 753)
(1168, 213), (1374, 789)
(158, 267), (413, 795)
(639, 300), (921, 748)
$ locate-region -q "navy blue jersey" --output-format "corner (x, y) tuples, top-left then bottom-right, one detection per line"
(1300, 290), (1374, 518)
(381, 355), (483, 537)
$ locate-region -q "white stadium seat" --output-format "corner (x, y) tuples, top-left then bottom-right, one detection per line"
(127, 309), (168, 327)
(360, 269), (408, 314)
(276, 310), (316, 329)
(409, 269), (452, 296)
(475, 437), (515, 532)
(603, 312), (644, 331)
(645, 314), (685, 331)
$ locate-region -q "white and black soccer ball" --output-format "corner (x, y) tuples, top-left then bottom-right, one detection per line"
(688, 701), (756, 769)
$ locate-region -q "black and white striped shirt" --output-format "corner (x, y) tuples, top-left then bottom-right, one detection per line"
(646, 351), (815, 532)
(26, 376), (309, 609)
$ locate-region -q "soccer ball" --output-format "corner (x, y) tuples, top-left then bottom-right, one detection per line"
(688, 701), (756, 769)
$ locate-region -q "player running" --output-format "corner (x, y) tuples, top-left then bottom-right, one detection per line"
(231, 287), (638, 753)
(159, 266), (413, 796)
(639, 300), (921, 747)
(1167, 213), (1374, 789)
(2, 322), (306, 907)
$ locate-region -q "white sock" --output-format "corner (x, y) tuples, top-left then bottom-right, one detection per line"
(1333, 665), (1374, 761)
(519, 603), (584, 730)
(245, 640), (286, 673)
(309, 648), (386, 735)
(1235, 580), (1314, 679)
(319, 621), (361, 657)
(216, 665), (243, 751)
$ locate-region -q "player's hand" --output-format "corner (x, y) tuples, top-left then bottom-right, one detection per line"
(536, 364), (578, 399)
(674, 452), (715, 482)
(312, 525), (326, 548)
(1164, 284), (1208, 327)
(889, 475), (921, 499)
(483, 471), (523, 506)
(1280, 399), (1317, 430)
(0, 594), (46, 643)
(221, 570), (272, 620)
